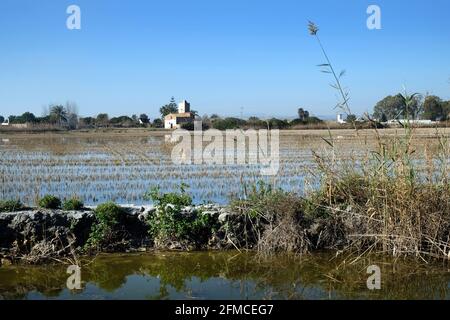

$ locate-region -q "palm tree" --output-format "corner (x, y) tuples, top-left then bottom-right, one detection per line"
(298, 108), (310, 121)
(191, 109), (199, 118)
(49, 105), (67, 126)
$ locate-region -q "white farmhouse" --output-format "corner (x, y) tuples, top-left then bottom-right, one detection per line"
(164, 100), (195, 129)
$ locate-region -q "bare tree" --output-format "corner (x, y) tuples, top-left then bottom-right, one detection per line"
(65, 101), (79, 129)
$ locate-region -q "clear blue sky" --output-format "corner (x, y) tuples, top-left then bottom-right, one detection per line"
(0, 0), (449, 119)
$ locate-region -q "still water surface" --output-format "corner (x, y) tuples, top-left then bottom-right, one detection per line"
(0, 251), (449, 300)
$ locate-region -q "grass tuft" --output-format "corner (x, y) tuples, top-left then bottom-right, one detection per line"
(62, 197), (84, 211)
(0, 199), (23, 212)
(38, 195), (61, 209)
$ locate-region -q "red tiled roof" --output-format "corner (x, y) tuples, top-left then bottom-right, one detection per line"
(164, 112), (194, 120)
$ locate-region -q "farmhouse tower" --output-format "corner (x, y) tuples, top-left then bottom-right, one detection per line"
(178, 100), (190, 113)
(164, 99), (195, 129)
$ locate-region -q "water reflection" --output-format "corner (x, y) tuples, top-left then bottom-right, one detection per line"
(0, 251), (449, 300)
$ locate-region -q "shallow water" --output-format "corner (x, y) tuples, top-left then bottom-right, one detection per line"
(0, 130), (445, 206)
(0, 131), (331, 205)
(0, 251), (449, 300)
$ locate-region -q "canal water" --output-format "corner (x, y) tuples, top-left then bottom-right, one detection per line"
(1, 251), (449, 300)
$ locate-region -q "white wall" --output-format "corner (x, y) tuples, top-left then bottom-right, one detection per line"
(164, 118), (178, 129)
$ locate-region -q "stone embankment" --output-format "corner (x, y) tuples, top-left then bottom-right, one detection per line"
(0, 204), (237, 265)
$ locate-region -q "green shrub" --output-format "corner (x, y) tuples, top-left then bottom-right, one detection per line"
(266, 118), (289, 129)
(38, 195), (61, 209)
(212, 117), (247, 130)
(62, 197), (84, 210)
(290, 116), (323, 126)
(181, 122), (210, 131)
(145, 183), (192, 207)
(144, 184), (216, 247)
(0, 199), (23, 212)
(85, 202), (125, 249)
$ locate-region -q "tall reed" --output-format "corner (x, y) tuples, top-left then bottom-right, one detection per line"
(307, 21), (450, 260)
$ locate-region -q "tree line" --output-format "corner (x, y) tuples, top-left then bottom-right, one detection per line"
(372, 94), (450, 122)
(1, 103), (157, 129)
(2, 93), (448, 131)
(2, 103), (80, 129)
(186, 108), (323, 131)
(1, 98), (325, 130)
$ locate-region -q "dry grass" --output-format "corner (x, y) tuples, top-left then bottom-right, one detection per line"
(230, 182), (312, 254)
(226, 126), (450, 260)
(309, 126), (450, 260)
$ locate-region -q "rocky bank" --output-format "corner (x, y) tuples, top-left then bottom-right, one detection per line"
(0, 204), (241, 265)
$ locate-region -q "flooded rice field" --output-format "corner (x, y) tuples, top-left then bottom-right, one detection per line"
(0, 128), (446, 205)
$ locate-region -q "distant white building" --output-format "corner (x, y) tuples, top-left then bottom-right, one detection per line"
(386, 119), (434, 126)
(336, 114), (346, 124)
(1, 118), (9, 126)
(164, 100), (195, 129)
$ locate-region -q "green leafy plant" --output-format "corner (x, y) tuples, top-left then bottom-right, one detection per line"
(0, 199), (23, 212)
(62, 197), (84, 210)
(145, 183), (193, 208)
(144, 184), (216, 248)
(85, 202), (125, 250)
(38, 195), (61, 209)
